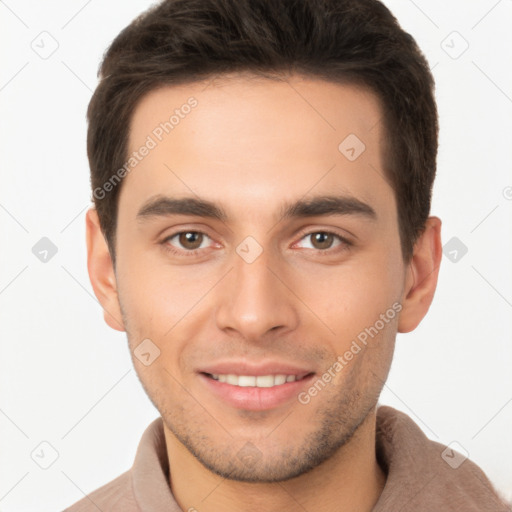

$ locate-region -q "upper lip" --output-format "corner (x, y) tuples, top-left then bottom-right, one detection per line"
(198, 360), (315, 378)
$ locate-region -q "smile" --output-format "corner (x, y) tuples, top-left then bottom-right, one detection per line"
(200, 371), (315, 410)
(206, 373), (309, 387)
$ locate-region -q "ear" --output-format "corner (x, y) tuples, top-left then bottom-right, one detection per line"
(85, 207), (125, 332)
(398, 216), (442, 333)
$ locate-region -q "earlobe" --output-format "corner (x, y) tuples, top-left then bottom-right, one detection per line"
(85, 207), (125, 332)
(397, 216), (442, 333)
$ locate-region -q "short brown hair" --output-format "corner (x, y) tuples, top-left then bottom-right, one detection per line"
(87, 0), (438, 266)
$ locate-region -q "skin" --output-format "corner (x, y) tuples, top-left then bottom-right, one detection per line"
(86, 73), (442, 512)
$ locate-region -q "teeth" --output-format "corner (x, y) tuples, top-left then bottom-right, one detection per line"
(238, 375), (256, 387)
(209, 373), (299, 387)
(274, 374), (287, 385)
(256, 375), (274, 387)
(226, 374), (238, 385)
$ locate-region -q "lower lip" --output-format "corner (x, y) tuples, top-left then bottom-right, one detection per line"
(198, 373), (315, 411)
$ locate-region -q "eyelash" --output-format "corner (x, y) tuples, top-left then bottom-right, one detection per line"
(160, 229), (353, 257)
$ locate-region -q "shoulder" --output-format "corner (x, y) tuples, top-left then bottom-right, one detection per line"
(63, 470), (139, 512)
(375, 405), (511, 512)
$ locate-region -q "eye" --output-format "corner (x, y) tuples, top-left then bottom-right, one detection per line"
(295, 231), (351, 251)
(160, 229), (352, 258)
(164, 231), (213, 252)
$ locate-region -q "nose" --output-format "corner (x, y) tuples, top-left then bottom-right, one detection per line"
(215, 246), (300, 342)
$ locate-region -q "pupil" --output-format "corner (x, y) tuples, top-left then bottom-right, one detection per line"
(313, 232), (332, 249)
(180, 232), (202, 249)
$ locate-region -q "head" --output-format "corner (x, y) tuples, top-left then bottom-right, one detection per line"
(86, 0), (442, 483)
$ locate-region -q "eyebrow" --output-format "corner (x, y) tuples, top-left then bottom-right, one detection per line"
(136, 194), (377, 223)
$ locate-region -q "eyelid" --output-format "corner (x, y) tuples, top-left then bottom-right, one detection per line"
(165, 230), (213, 248)
(161, 229), (219, 255)
(297, 222), (355, 238)
(291, 227), (353, 248)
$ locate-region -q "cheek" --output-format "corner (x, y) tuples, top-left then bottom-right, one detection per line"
(116, 245), (214, 332)
(115, 251), (221, 388)
(292, 253), (403, 342)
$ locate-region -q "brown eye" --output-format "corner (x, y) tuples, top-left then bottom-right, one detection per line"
(161, 230), (216, 257)
(177, 231), (204, 250)
(294, 231), (350, 252)
(310, 232), (335, 250)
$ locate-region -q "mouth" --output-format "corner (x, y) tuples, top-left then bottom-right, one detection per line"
(198, 369), (316, 411)
(203, 372), (312, 388)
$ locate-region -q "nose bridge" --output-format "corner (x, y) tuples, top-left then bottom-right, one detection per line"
(215, 243), (298, 339)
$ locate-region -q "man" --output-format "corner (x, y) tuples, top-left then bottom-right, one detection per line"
(65, 0), (510, 510)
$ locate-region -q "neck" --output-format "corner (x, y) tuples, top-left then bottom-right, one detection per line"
(164, 408), (386, 512)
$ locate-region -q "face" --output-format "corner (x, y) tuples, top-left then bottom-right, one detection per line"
(110, 74), (408, 481)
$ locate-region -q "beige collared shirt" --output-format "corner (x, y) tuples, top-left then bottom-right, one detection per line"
(64, 405), (510, 511)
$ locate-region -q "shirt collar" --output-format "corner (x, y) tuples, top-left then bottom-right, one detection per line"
(130, 406), (508, 511)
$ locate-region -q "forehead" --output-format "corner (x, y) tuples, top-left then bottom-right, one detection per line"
(120, 74), (394, 225)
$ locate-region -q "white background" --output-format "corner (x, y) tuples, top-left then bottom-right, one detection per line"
(1, 0), (511, 510)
